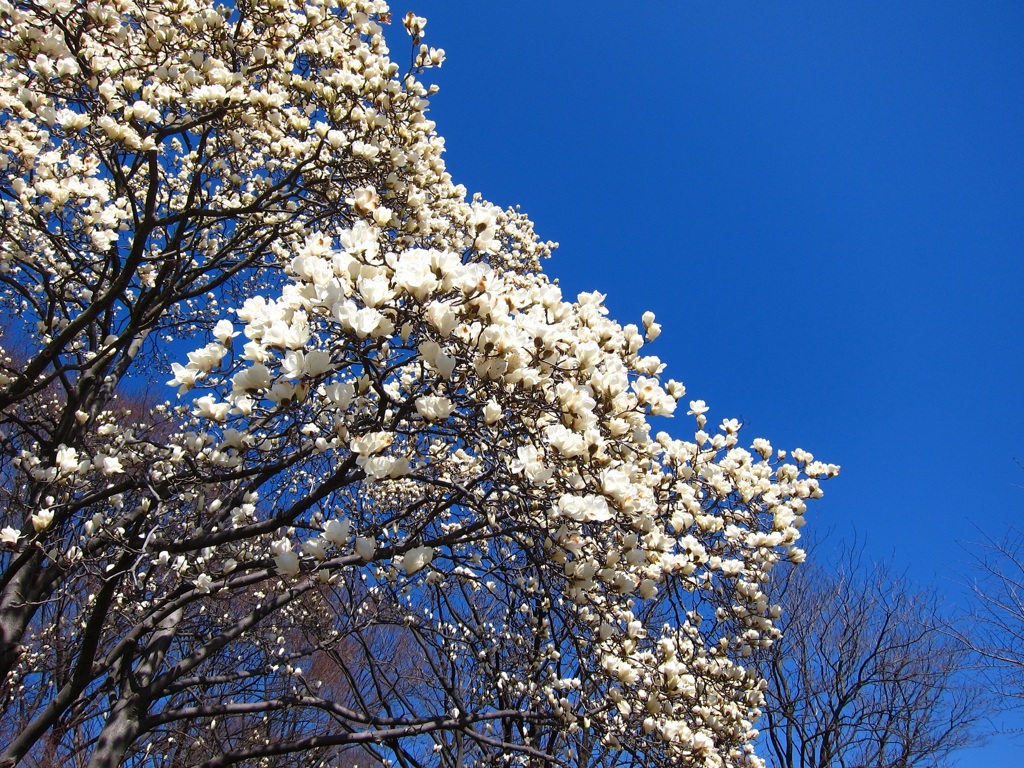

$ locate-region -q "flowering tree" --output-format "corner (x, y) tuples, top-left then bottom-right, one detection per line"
(0, 1), (837, 766)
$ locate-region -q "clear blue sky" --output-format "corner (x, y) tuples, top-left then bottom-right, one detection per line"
(398, 1), (1024, 763)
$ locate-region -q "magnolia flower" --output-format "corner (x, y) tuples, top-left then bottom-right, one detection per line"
(483, 399), (503, 425)
(213, 319), (239, 346)
(358, 455), (411, 480)
(415, 395), (455, 421)
(372, 206), (392, 226)
(322, 518), (352, 546)
(425, 301), (459, 336)
(282, 350), (333, 380)
(31, 509), (54, 532)
(392, 249), (440, 300)
(418, 341), (457, 379)
(262, 317), (311, 350)
(354, 536), (376, 561)
(350, 431), (393, 456)
(195, 573), (214, 594)
(557, 493), (613, 523)
(96, 455), (124, 475)
(232, 363), (271, 393)
(357, 274), (393, 307)
(349, 307), (393, 339)
(302, 231), (331, 257)
(271, 538), (301, 576)
(338, 220), (379, 260)
(468, 205), (499, 253)
(193, 394), (230, 422)
(187, 342), (227, 373)
(168, 362), (201, 393)
(55, 445), (79, 476)
(642, 310), (662, 341)
(1, 527), (21, 545)
(403, 12), (427, 36)
(546, 424), (587, 458)
(274, 550), (301, 576)
(399, 545), (433, 575)
(301, 538), (328, 560)
(349, 186), (379, 213)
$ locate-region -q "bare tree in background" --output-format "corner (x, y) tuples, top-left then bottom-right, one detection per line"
(962, 526), (1024, 702)
(756, 548), (989, 768)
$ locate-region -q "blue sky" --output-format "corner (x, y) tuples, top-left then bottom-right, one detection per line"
(397, 0), (1024, 763)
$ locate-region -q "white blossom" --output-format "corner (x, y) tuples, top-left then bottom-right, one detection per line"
(322, 518), (352, 547)
(399, 545), (434, 575)
(354, 536), (377, 562)
(31, 509), (54, 532)
(1, 527), (21, 545)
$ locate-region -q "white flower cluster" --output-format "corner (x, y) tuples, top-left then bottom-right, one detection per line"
(175, 213), (837, 763)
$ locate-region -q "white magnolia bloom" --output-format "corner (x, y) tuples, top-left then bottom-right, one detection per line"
(392, 249), (440, 300)
(354, 536), (376, 562)
(232, 363), (272, 393)
(469, 204), (499, 253)
(350, 307), (393, 338)
(272, 538), (301, 576)
(187, 342), (227, 373)
(508, 445), (554, 485)
(546, 424), (587, 458)
(425, 301), (459, 336)
(168, 363), (201, 393)
(322, 518), (352, 546)
(639, 578), (658, 599)
(55, 445), (79, 476)
(96, 455), (124, 476)
(282, 349), (333, 379)
(687, 399), (709, 416)
(31, 509), (54, 532)
(400, 545), (434, 575)
(357, 274), (393, 307)
(357, 454), (411, 480)
(415, 395), (455, 421)
(274, 550), (301, 576)
(338, 220), (379, 260)
(1, 527), (21, 545)
(557, 493), (613, 523)
(301, 538), (328, 560)
(193, 394), (231, 422)
(350, 186), (379, 213)
(323, 382), (355, 408)
(213, 319), (239, 346)
(483, 399), (503, 425)
(418, 341), (457, 378)
(350, 431), (392, 456)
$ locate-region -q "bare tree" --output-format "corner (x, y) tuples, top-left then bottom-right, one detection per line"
(756, 549), (989, 768)
(962, 526), (1024, 702)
